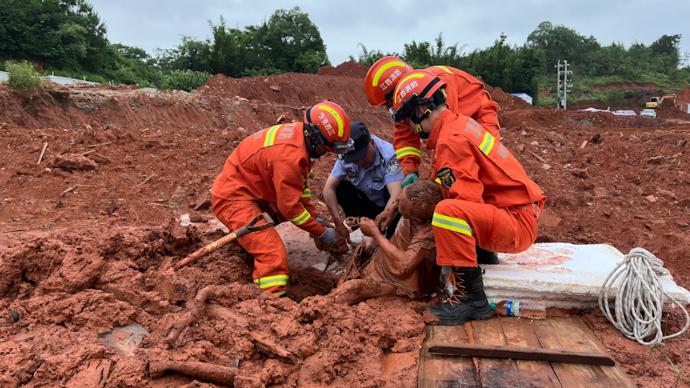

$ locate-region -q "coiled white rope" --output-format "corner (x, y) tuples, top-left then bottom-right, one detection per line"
(598, 247), (689, 346)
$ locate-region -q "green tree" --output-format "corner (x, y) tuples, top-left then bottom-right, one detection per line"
(356, 44), (391, 66)
(253, 7), (329, 73)
(0, 0), (112, 73)
(650, 34), (681, 72)
(526, 21), (600, 75)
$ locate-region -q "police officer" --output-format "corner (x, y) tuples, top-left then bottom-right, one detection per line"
(323, 122), (403, 239)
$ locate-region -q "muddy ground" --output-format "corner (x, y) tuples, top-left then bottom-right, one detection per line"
(1, 62), (690, 386)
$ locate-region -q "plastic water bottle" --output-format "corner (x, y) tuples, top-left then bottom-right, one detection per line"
(490, 300), (547, 319)
(490, 300), (520, 317)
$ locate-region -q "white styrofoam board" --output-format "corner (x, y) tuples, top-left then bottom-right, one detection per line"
(485, 243), (690, 309)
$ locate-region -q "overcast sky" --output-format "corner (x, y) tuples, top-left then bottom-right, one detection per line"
(90, 0), (690, 66)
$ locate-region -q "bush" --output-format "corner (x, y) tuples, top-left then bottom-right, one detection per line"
(5, 60), (41, 91)
(160, 70), (211, 91)
(605, 89), (626, 107)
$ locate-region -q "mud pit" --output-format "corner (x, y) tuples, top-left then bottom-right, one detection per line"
(1, 66), (690, 386)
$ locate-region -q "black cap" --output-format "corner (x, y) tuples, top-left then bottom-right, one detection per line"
(342, 122), (371, 163)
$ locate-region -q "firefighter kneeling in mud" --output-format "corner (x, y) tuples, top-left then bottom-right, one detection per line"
(332, 180), (442, 305)
(210, 101), (353, 297)
(390, 70), (546, 324)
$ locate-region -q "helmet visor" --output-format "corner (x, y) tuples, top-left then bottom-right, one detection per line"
(332, 137), (355, 155)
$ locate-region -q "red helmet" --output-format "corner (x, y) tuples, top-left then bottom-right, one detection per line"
(364, 56), (413, 107)
(304, 101), (353, 154)
(392, 69), (446, 125)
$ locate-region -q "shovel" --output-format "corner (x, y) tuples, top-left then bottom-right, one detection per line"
(159, 212), (274, 297)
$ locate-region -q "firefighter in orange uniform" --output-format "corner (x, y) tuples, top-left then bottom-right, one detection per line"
(365, 56), (502, 265)
(211, 101), (353, 297)
(391, 70), (546, 324)
(364, 56), (501, 183)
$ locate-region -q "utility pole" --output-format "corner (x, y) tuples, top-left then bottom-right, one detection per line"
(555, 60), (573, 109)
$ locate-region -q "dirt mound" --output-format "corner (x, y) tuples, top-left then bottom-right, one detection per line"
(198, 72), (368, 109)
(317, 60), (369, 78)
(487, 86), (530, 110)
(1, 68), (690, 386)
(0, 225), (423, 386)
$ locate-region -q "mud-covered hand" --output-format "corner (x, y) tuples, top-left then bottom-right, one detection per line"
(358, 217), (381, 238)
(354, 236), (375, 258)
(401, 172), (419, 188)
(375, 208), (396, 232)
(335, 221), (351, 245)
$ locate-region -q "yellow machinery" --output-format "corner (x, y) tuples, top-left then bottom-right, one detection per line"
(645, 94), (677, 109)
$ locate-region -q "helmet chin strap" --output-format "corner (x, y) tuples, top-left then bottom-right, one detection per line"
(304, 125), (327, 159)
(411, 107), (432, 137)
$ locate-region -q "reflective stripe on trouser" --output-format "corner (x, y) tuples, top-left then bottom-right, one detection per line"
(431, 199), (540, 267)
(211, 197), (289, 296)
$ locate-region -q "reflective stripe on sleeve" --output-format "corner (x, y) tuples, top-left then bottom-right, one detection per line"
(434, 65), (453, 74)
(395, 146), (422, 159)
(301, 188), (312, 198)
(432, 213), (473, 236)
(479, 132), (495, 156)
(263, 125), (281, 147)
(291, 209), (312, 226)
(253, 274), (289, 289)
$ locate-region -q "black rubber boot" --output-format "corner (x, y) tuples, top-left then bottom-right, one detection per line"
(429, 266), (493, 325)
(476, 246), (499, 265)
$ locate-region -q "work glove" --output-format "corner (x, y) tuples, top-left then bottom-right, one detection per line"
(401, 172), (419, 188)
(318, 227), (338, 246)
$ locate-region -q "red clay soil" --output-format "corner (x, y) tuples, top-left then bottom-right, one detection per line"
(1, 69), (689, 387)
(317, 60), (369, 78)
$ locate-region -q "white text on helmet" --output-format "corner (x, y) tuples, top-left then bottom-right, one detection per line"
(397, 81), (419, 102)
(318, 112), (336, 136)
(380, 69), (402, 91)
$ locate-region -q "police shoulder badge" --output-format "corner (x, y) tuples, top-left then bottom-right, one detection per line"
(386, 158), (402, 173)
(437, 167), (455, 189)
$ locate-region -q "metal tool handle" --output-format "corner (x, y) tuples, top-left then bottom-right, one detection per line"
(235, 212), (274, 238)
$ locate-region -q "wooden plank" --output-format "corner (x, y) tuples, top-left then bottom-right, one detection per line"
(500, 317), (561, 388)
(566, 317), (636, 388)
(418, 325), (479, 388)
(471, 318), (519, 388)
(532, 318), (632, 388)
(428, 344), (614, 366)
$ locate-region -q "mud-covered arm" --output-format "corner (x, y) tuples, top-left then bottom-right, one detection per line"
(322, 173), (344, 225)
(359, 217), (426, 278)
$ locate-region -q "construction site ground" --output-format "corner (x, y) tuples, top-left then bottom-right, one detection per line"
(1, 61), (689, 386)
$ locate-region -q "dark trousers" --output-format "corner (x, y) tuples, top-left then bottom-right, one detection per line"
(336, 181), (399, 238)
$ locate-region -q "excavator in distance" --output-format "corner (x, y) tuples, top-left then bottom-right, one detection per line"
(645, 94), (677, 109)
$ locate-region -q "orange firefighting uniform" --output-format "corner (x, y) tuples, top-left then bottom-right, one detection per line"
(428, 110), (546, 267)
(394, 66), (501, 176)
(210, 122), (325, 296)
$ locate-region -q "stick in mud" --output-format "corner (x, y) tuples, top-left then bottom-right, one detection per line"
(37, 142), (48, 165)
(136, 174), (156, 187)
(147, 360), (238, 386)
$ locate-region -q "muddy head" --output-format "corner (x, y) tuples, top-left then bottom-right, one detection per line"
(399, 180), (443, 223)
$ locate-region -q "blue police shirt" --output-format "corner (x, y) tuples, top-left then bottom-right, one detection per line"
(330, 135), (404, 208)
